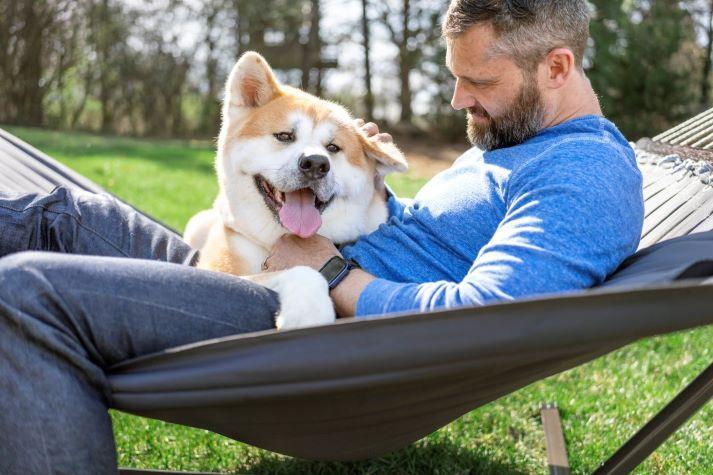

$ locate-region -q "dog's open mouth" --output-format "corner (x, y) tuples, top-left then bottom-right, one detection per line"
(254, 175), (333, 238)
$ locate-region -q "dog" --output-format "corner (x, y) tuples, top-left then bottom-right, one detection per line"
(184, 51), (407, 330)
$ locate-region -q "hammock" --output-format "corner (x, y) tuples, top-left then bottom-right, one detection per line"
(1, 112), (712, 474)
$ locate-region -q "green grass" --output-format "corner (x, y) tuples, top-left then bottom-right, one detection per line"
(6, 126), (218, 231)
(5, 125), (712, 474)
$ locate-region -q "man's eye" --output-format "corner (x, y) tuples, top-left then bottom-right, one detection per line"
(468, 79), (496, 88)
(326, 143), (341, 154)
(274, 131), (295, 143)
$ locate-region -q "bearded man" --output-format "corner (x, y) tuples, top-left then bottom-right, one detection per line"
(0, 1), (643, 472)
(265, 0), (644, 317)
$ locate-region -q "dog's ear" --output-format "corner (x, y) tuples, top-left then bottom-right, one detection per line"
(359, 133), (408, 176)
(224, 51), (281, 120)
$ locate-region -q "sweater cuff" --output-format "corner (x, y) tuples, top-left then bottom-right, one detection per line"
(355, 278), (418, 318)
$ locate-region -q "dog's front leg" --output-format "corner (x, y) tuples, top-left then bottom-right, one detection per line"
(243, 267), (336, 330)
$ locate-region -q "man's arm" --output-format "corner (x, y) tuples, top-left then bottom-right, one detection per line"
(351, 143), (645, 316)
(330, 268), (376, 317)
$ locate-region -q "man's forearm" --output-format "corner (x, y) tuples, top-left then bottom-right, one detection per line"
(330, 268), (376, 318)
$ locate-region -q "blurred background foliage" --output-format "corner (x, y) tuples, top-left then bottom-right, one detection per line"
(0, 0), (712, 142)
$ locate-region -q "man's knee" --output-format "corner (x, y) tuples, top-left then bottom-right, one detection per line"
(0, 187), (78, 257)
(0, 251), (59, 302)
(0, 250), (58, 271)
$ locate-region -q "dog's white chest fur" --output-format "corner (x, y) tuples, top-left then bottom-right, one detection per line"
(226, 232), (270, 274)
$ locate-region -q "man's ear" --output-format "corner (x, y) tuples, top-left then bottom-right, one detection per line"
(224, 51), (281, 121)
(543, 47), (575, 89)
(359, 132), (408, 177)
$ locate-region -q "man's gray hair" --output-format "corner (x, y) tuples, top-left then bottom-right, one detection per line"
(442, 0), (590, 71)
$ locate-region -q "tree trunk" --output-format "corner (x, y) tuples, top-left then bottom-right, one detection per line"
(0, 1), (18, 122)
(98, 0), (113, 132)
(301, 32), (312, 90)
(361, 0), (374, 120)
(15, 2), (45, 126)
(302, 0), (322, 94)
(201, 3), (220, 133)
(313, 0), (323, 95)
(234, 0), (243, 57)
(70, 68), (94, 129)
(55, 19), (79, 129)
(398, 0), (412, 124)
(702, 0), (713, 106)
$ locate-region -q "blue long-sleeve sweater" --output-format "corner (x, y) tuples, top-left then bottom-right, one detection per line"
(341, 115), (644, 317)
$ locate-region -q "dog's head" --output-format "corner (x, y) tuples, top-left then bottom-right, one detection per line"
(216, 51), (407, 245)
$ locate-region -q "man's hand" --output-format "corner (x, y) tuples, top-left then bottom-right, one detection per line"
(263, 233), (377, 318)
(355, 118), (395, 201)
(354, 118), (393, 144)
(263, 234), (340, 273)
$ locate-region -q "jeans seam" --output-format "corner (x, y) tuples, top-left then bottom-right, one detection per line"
(0, 203), (130, 258)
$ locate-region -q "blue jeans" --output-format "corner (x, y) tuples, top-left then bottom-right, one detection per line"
(0, 187), (279, 474)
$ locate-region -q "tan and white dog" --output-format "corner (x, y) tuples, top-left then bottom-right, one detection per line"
(184, 51), (407, 330)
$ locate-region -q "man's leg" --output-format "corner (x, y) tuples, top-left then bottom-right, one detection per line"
(0, 187), (197, 264)
(0, 251), (279, 475)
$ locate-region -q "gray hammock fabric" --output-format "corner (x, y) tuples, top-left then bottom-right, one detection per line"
(1, 126), (712, 462)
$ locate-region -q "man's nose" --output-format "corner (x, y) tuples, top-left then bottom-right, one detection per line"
(298, 154), (330, 180)
(451, 79), (475, 111)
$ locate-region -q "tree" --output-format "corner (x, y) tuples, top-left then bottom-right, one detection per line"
(300, 0), (323, 94)
(361, 0), (374, 120)
(376, 0), (414, 124)
(699, 0), (713, 106)
(375, 0), (442, 127)
(85, 0), (134, 132)
(0, 0), (76, 126)
(588, 0), (702, 139)
(199, 0), (226, 134)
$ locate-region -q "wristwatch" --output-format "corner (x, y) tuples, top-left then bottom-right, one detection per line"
(318, 256), (360, 290)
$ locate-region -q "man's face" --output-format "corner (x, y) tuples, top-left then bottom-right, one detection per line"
(446, 24), (545, 151)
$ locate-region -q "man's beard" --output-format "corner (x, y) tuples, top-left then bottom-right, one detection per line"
(466, 73), (545, 151)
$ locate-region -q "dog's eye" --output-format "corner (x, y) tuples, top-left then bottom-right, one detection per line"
(274, 131), (295, 143)
(326, 143), (341, 154)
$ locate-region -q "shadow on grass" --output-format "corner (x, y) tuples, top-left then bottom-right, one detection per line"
(239, 439), (529, 475)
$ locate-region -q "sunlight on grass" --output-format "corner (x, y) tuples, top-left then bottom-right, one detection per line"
(5, 125), (712, 474)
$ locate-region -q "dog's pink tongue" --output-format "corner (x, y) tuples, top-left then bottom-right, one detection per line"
(279, 189), (321, 238)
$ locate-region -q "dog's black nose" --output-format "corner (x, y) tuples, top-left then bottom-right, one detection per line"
(298, 154), (330, 180)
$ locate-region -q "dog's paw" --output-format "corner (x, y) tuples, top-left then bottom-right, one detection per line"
(262, 266), (335, 330)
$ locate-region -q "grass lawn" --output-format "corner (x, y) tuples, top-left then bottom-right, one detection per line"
(5, 125), (712, 474)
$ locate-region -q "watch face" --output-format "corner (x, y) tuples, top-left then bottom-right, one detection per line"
(321, 257), (347, 282)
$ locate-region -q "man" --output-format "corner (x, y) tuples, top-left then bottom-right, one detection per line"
(264, 0), (643, 317)
(0, 1), (643, 473)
